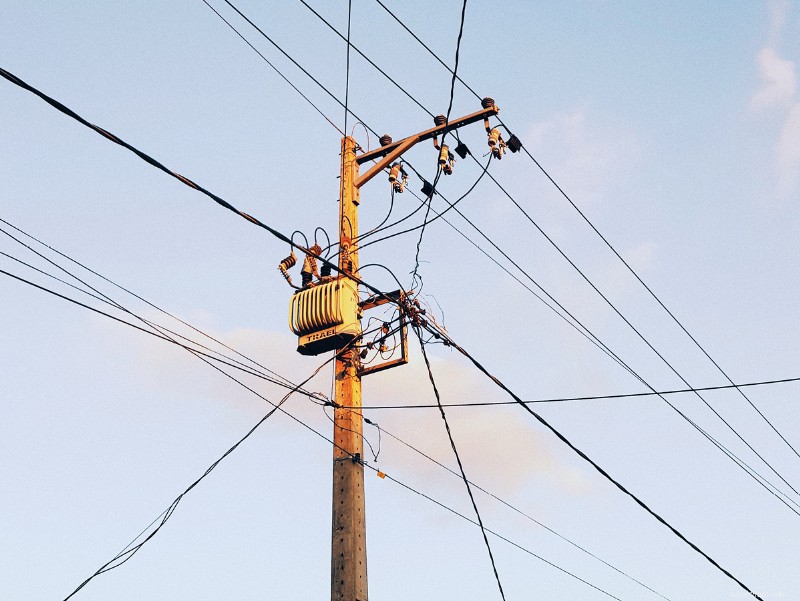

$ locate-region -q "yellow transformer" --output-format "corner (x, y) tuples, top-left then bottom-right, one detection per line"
(289, 278), (361, 356)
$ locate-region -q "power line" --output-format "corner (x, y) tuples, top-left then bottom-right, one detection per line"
(7, 264), (626, 599)
(62, 351), (338, 600)
(3, 49), (660, 601)
(4, 35), (780, 596)
(0, 221), (308, 394)
(289, 6), (800, 511)
(477, 164), (800, 502)
(408, 0), (469, 292)
(369, 0), (800, 480)
(7, 249), (794, 600)
(344, 0), (353, 134)
(358, 154), (491, 250)
(2, 258), (633, 600)
(0, 65), (396, 310)
(298, 0), (435, 119)
(373, 470), (626, 601)
(351, 375), (800, 410)
(200, 0), (345, 136)
(416, 326), (507, 601)
(422, 320), (767, 601)
(219, 0), (380, 138)
(369, 418), (673, 601)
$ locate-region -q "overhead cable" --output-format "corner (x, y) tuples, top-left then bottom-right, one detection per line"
(62, 351), (337, 600)
(372, 418), (672, 600)
(201, 0), (344, 136)
(370, 0), (800, 474)
(290, 7), (800, 509)
(422, 320), (766, 601)
(416, 325), (507, 601)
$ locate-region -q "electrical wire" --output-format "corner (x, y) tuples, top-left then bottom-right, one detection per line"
(359, 154), (491, 251)
(8, 40), (795, 521)
(219, 0), (379, 138)
(367, 419), (672, 600)
(416, 326), (507, 601)
(0, 66), (399, 310)
(6, 19), (788, 596)
(518, 141), (800, 464)
(4, 52), (638, 601)
(277, 7), (800, 508)
(62, 351), (338, 600)
(370, 0), (800, 483)
(298, 0), (435, 119)
(421, 319), (767, 601)
(474, 162), (800, 502)
(2, 252), (630, 600)
(407, 0), (468, 293)
(344, 0), (352, 134)
(0, 218), (306, 393)
(0, 222), (317, 400)
(201, 0), (345, 136)
(349, 375), (800, 409)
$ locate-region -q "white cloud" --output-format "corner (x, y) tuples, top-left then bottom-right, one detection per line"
(751, 1), (800, 198)
(752, 47), (796, 110)
(525, 107), (640, 208)
(768, 0), (790, 44)
(777, 102), (800, 196)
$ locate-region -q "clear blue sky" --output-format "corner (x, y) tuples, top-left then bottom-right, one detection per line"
(1, 2), (799, 600)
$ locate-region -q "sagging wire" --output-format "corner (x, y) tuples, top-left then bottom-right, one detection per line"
(358, 154), (492, 254)
(351, 121), (371, 152)
(322, 404), (381, 462)
(314, 227), (332, 258)
(62, 348), (338, 601)
(414, 324), (507, 601)
(359, 187), (396, 241)
(418, 318), (768, 601)
(358, 318), (404, 366)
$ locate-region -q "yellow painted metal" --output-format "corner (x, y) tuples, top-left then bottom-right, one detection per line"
(289, 279), (360, 355)
(331, 136), (368, 601)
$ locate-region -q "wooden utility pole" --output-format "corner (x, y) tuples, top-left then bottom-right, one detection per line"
(327, 101), (503, 601)
(331, 135), (367, 601)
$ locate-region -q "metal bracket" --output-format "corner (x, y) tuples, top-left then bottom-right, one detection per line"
(358, 289), (410, 377)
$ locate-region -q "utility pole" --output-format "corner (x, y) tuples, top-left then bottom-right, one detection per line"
(331, 135), (367, 601)
(282, 99), (508, 601)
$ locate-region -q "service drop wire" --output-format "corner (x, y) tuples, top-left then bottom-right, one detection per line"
(62, 352), (337, 601)
(421, 320), (766, 601)
(415, 326), (507, 601)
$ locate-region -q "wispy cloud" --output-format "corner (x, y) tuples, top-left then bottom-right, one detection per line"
(525, 107), (640, 207)
(752, 47), (796, 110)
(752, 0), (800, 198)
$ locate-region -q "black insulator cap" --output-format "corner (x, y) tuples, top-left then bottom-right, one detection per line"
(321, 262), (332, 277)
(379, 134), (393, 146)
(434, 114), (447, 126)
(481, 97), (495, 109)
(454, 142), (470, 159)
(421, 180), (435, 196)
(507, 134), (522, 153)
